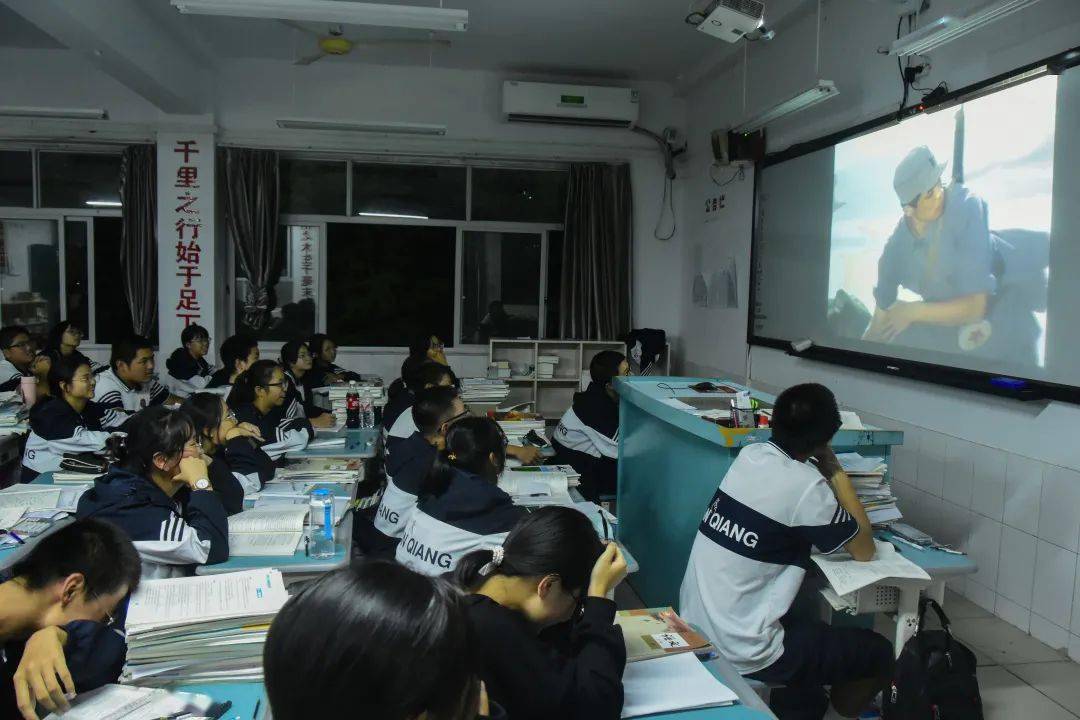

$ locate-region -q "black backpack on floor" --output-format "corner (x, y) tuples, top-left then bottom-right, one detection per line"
(883, 598), (984, 720)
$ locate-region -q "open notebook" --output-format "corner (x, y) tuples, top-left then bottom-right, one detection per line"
(227, 506), (308, 556)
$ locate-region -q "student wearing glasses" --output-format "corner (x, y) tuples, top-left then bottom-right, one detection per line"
(227, 360), (313, 460)
(180, 393), (273, 515)
(1, 519), (142, 720)
(76, 405), (229, 580)
(0, 325), (35, 393)
(396, 417), (525, 576)
(363, 386), (467, 556)
(453, 507), (628, 720)
(164, 324), (215, 398)
(279, 340), (335, 428)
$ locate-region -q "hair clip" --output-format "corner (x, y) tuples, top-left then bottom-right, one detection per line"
(447, 452), (457, 461)
(479, 545), (505, 577)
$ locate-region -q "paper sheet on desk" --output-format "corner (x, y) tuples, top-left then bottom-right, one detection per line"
(621, 652), (738, 718)
(839, 411), (865, 430)
(812, 539), (929, 597)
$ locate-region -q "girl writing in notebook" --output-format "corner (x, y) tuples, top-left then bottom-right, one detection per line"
(227, 360), (313, 460)
(454, 506), (628, 720)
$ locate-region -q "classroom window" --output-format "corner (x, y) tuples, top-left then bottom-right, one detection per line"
(234, 228), (315, 342)
(280, 159), (347, 215)
(92, 216), (150, 343)
(39, 152), (122, 209)
(0, 218), (60, 339)
(326, 223), (455, 347)
(545, 230), (564, 339)
(352, 163), (466, 220)
(461, 231), (542, 344)
(0, 151), (33, 207)
(62, 220), (90, 338)
(471, 168), (568, 223)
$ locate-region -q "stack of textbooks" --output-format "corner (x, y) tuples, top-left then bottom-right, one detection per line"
(536, 355), (560, 379)
(837, 453), (902, 525)
(319, 382), (385, 427)
(489, 410), (545, 445)
(122, 569), (289, 687)
(0, 393), (28, 435)
(459, 377), (510, 403)
(498, 465), (580, 506)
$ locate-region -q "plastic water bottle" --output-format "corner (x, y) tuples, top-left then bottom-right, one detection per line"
(345, 381), (360, 429)
(360, 398), (374, 429)
(309, 489), (335, 558)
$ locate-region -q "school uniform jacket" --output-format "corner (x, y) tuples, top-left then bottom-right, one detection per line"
(206, 367), (232, 389)
(231, 402), (314, 460)
(76, 467), (229, 580)
(395, 468), (526, 576)
(373, 430), (436, 544)
(465, 594), (626, 720)
(306, 362), (361, 389)
(208, 437), (276, 515)
(165, 348), (213, 398)
(552, 381), (619, 499)
(0, 358), (29, 392)
(21, 396), (112, 483)
(381, 388), (414, 433)
(92, 368), (170, 430)
(385, 402), (418, 457)
(283, 369), (330, 421)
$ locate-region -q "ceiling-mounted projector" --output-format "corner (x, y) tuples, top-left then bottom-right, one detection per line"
(695, 0), (765, 43)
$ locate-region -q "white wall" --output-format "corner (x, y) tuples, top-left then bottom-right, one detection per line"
(676, 0), (1080, 651)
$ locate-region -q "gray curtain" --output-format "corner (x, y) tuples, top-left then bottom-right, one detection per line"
(559, 163), (633, 340)
(120, 145), (158, 337)
(222, 148), (280, 330)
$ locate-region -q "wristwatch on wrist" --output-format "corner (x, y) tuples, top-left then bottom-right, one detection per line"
(194, 477), (211, 491)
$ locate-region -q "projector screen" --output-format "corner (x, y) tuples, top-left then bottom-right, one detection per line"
(751, 54), (1080, 392)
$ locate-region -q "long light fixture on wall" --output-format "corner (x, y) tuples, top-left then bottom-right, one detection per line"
(276, 118), (447, 136)
(171, 0), (468, 33)
(733, 80), (839, 133)
(0, 106), (109, 120)
(890, 0), (1045, 56)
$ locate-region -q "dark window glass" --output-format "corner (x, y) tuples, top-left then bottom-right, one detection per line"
(546, 231), (563, 338)
(63, 220), (90, 337)
(234, 227), (313, 342)
(461, 232), (541, 344)
(0, 151), (33, 207)
(352, 163), (465, 220)
(0, 218), (59, 340)
(327, 223), (455, 347)
(471, 168), (568, 223)
(40, 153), (122, 209)
(93, 216), (152, 343)
(280, 159), (346, 215)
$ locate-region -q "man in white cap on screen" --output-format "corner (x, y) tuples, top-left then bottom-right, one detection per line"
(862, 145), (1040, 366)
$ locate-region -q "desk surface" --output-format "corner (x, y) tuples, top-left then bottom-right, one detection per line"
(175, 682), (268, 720)
(286, 428), (379, 459)
(196, 512), (353, 576)
(878, 530), (978, 577)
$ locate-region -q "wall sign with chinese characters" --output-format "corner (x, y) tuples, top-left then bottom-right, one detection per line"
(703, 192), (726, 224)
(157, 132), (216, 358)
(288, 226), (319, 313)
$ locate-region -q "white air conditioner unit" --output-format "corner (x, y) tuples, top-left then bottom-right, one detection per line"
(696, 0), (765, 43)
(502, 81), (640, 128)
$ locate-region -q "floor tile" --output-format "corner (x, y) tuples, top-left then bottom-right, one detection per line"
(952, 616), (1068, 664)
(944, 588), (994, 619)
(977, 666), (1078, 720)
(1007, 661), (1080, 716)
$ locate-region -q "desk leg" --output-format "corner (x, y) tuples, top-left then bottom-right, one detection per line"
(927, 580), (945, 605)
(895, 587), (921, 658)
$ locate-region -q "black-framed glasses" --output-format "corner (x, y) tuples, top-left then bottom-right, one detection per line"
(266, 381), (289, 389)
(441, 409), (470, 429)
(5, 341), (33, 351)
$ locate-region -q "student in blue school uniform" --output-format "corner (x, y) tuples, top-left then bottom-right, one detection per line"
(92, 335), (180, 430)
(180, 393), (274, 515)
(21, 354), (113, 483)
(386, 361), (459, 454)
(205, 334), (259, 391)
(364, 385), (467, 556)
(551, 351), (630, 501)
(396, 417), (526, 576)
(0, 519), (142, 720)
(455, 506), (628, 720)
(305, 334), (362, 387)
(76, 405), (229, 580)
(264, 561), (495, 720)
(0, 325), (34, 393)
(679, 383), (893, 720)
(227, 360), (313, 460)
(164, 324), (215, 398)
(279, 340), (335, 428)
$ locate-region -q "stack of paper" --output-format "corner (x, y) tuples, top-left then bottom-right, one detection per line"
(489, 410), (545, 445)
(491, 361), (511, 379)
(499, 468), (574, 506)
(459, 377), (511, 403)
(838, 452), (902, 525)
(227, 506), (307, 556)
(621, 653), (739, 718)
(0, 398), (28, 435)
(0, 486), (64, 538)
(43, 684), (224, 720)
(272, 457), (364, 484)
(122, 569), (289, 687)
(811, 539), (930, 597)
(317, 382), (385, 426)
(536, 354), (560, 379)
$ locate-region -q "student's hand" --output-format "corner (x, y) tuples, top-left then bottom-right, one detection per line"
(478, 681), (490, 717)
(175, 456), (211, 490)
(13, 626), (73, 720)
(588, 542), (628, 599)
(507, 444), (542, 465)
(659, 610), (693, 633)
(311, 413), (336, 428)
(325, 372), (344, 384)
(227, 423), (264, 442)
(811, 446), (843, 481)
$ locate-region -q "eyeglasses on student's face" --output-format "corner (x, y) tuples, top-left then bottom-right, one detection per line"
(265, 381), (289, 390)
(5, 340), (33, 352)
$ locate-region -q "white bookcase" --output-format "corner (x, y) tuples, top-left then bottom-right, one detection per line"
(489, 339), (627, 418)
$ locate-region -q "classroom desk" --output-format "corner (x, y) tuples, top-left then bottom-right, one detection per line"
(285, 427), (380, 459)
(0, 515), (74, 572)
(175, 682), (269, 720)
(615, 377), (904, 608)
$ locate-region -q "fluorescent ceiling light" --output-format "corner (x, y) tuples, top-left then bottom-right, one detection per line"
(276, 118), (447, 135)
(0, 106), (108, 120)
(734, 80), (839, 132)
(890, 0), (1044, 56)
(85, 200), (122, 207)
(358, 212), (429, 220)
(172, 0), (468, 32)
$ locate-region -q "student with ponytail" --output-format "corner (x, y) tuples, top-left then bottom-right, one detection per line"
(454, 506), (628, 720)
(76, 405), (229, 580)
(279, 340), (334, 428)
(227, 360), (313, 460)
(180, 393), (274, 515)
(395, 417), (525, 576)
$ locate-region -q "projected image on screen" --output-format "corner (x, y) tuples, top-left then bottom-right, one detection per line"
(827, 76), (1056, 369)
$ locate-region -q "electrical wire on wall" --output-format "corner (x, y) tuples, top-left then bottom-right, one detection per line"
(632, 126), (678, 241)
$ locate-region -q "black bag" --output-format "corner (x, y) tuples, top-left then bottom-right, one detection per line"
(884, 598), (983, 720)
